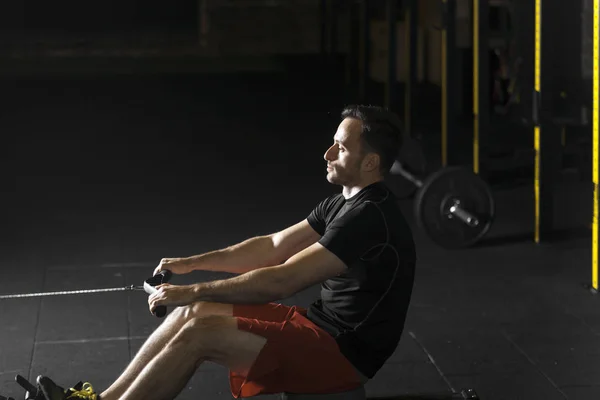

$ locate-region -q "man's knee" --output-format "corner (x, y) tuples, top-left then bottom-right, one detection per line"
(172, 315), (232, 353)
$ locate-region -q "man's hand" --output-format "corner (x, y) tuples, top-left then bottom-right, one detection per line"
(148, 284), (197, 314)
(154, 258), (192, 276)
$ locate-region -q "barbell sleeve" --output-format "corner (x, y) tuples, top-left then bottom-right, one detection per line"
(448, 201), (479, 227)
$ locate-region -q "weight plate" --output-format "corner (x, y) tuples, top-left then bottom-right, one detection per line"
(414, 166), (495, 249)
(386, 137), (427, 199)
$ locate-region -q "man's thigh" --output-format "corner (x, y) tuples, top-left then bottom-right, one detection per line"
(181, 304), (360, 398)
(181, 302), (298, 322)
(229, 307), (362, 398)
(176, 301), (234, 319)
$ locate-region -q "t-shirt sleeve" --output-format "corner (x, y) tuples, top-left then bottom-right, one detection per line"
(307, 195), (337, 236)
(318, 203), (387, 268)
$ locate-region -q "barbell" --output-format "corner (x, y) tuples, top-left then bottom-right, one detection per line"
(387, 160), (495, 249)
(386, 137), (428, 199)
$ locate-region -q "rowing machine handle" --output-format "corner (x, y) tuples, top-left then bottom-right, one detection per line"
(144, 270), (173, 318)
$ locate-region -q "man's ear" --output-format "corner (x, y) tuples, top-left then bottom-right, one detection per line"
(363, 153), (380, 172)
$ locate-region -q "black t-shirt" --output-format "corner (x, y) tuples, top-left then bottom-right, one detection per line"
(306, 181), (416, 379)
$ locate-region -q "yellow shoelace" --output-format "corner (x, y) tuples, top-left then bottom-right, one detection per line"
(66, 383), (97, 400)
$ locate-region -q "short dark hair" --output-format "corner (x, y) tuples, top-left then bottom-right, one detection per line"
(341, 104), (402, 175)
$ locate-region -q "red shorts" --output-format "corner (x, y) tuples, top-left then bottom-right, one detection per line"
(229, 302), (363, 398)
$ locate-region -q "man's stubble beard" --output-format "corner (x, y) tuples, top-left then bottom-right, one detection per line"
(327, 158), (363, 187)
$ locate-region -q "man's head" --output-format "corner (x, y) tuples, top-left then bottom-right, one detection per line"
(324, 105), (402, 189)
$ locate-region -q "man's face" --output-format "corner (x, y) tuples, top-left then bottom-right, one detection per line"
(323, 118), (366, 185)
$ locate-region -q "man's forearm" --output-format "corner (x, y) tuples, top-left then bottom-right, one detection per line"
(190, 267), (286, 304)
(178, 236), (282, 274)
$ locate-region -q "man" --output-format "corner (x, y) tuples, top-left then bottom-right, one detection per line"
(37, 105), (416, 400)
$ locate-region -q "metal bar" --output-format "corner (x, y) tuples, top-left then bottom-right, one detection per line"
(395, 163), (424, 187)
(479, 0), (489, 171)
(593, 0), (599, 291)
(534, 0), (542, 243)
(449, 202), (479, 227)
(535, 0), (560, 243)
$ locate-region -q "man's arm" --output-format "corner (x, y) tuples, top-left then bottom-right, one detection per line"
(188, 242), (347, 304)
(170, 219), (320, 275)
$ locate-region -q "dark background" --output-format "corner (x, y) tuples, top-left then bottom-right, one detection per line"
(0, 2), (598, 399)
(0, 0), (198, 32)
(0, 0), (595, 290)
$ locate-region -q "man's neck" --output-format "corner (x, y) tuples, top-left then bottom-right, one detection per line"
(342, 177), (383, 199)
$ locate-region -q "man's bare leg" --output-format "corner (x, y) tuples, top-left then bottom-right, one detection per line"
(119, 315), (267, 400)
(99, 302), (232, 400)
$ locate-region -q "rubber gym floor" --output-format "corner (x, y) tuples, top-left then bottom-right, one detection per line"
(1, 71), (598, 400)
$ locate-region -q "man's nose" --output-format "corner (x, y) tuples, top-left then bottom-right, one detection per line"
(324, 145), (336, 161)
